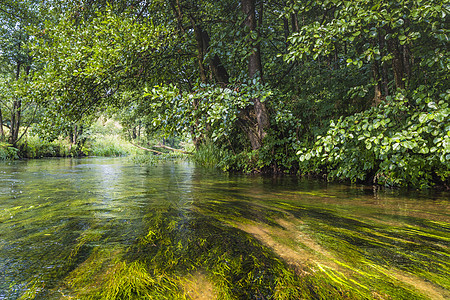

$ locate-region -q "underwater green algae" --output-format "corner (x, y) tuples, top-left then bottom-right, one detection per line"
(0, 158), (448, 299)
(60, 204), (448, 299)
(61, 208), (360, 299)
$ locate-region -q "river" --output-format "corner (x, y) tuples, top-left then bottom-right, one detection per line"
(0, 157), (448, 299)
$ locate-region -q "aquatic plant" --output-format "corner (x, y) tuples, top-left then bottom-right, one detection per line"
(5, 160), (447, 299)
(192, 142), (231, 170)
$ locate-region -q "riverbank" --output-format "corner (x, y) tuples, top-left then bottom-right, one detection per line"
(0, 134), (137, 160)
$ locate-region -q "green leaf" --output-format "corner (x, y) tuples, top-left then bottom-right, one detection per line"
(419, 147), (429, 154)
(403, 141), (415, 149)
(395, 19), (405, 26)
(427, 102), (438, 109)
(419, 113), (428, 123)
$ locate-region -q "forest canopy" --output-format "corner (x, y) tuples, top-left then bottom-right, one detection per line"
(0, 0), (449, 187)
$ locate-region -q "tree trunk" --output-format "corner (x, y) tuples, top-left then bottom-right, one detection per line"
(386, 34), (406, 90)
(403, 43), (412, 84)
(9, 61), (22, 146)
(189, 13), (230, 148)
(72, 124), (78, 144)
(0, 108), (4, 140)
(191, 16), (208, 83)
(241, 0), (269, 150)
(291, 13), (299, 32)
(12, 100), (21, 145)
(283, 17), (290, 51)
(378, 33), (390, 97)
(210, 54), (229, 85)
(372, 60), (383, 106)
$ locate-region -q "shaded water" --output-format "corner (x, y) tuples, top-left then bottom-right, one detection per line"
(0, 157), (448, 299)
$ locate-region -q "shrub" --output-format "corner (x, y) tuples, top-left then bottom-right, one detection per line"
(0, 142), (19, 160)
(18, 136), (76, 158)
(297, 88), (450, 188)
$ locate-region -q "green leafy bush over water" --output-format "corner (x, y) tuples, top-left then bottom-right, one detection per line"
(18, 136), (77, 158)
(298, 88), (450, 187)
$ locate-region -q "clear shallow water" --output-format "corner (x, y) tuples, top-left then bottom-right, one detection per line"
(0, 157), (448, 299)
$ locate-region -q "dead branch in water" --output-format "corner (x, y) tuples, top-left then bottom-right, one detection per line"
(130, 142), (163, 155)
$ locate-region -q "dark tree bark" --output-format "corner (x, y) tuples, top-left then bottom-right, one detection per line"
(403, 43), (412, 83)
(291, 13), (299, 32)
(242, 0), (262, 79)
(241, 0), (270, 150)
(378, 32), (390, 96)
(386, 33), (406, 90)
(371, 38), (384, 105)
(210, 54), (229, 85)
(0, 108), (4, 140)
(191, 17), (230, 85)
(283, 16), (290, 51)
(372, 60), (383, 106)
(191, 16), (208, 83)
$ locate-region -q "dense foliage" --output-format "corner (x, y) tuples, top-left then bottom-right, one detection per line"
(0, 0), (448, 187)
(298, 89), (450, 188)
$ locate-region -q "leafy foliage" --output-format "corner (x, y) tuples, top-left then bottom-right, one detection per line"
(298, 88), (450, 187)
(143, 79), (272, 142)
(0, 142), (19, 160)
(1, 0), (448, 187)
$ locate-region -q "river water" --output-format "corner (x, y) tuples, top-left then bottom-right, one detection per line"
(0, 157), (448, 299)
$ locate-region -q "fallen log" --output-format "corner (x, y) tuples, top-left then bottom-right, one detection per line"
(154, 143), (192, 154)
(130, 142), (163, 155)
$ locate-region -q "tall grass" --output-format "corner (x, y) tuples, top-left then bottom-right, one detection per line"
(88, 134), (138, 157)
(192, 142), (230, 170)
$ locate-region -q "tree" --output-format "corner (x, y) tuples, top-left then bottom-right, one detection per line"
(24, 0), (449, 184)
(285, 0), (449, 103)
(0, 0), (40, 146)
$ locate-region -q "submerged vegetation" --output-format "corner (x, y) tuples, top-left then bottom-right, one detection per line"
(1, 160), (447, 299)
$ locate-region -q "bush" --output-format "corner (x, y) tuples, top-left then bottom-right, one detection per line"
(0, 142), (19, 160)
(18, 136), (76, 158)
(297, 88), (450, 188)
(192, 142), (230, 170)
